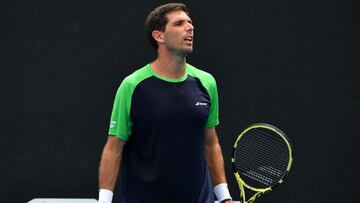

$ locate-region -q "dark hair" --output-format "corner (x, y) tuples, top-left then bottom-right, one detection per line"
(145, 3), (189, 51)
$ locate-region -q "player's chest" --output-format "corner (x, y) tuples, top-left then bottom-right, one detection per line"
(130, 77), (210, 125)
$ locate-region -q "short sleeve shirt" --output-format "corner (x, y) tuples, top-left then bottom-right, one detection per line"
(108, 63), (219, 203)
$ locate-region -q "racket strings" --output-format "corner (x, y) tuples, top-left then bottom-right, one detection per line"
(235, 142), (289, 172)
(235, 150), (288, 174)
(238, 129), (289, 159)
(242, 170), (275, 186)
(235, 150), (287, 186)
(234, 155), (285, 186)
(236, 131), (289, 164)
(235, 152), (288, 176)
(250, 129), (289, 151)
(237, 136), (289, 161)
(234, 128), (290, 188)
(235, 143), (289, 169)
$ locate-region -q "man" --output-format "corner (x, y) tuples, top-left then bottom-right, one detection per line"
(98, 3), (233, 203)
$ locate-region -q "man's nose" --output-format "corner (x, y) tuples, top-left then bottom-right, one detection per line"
(186, 23), (194, 32)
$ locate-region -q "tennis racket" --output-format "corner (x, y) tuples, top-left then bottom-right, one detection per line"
(231, 123), (293, 203)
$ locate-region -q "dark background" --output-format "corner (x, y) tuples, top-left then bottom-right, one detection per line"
(1, 0), (358, 202)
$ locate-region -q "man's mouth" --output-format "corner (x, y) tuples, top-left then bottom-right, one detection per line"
(184, 36), (193, 43)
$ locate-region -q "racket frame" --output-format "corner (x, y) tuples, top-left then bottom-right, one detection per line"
(231, 123), (294, 203)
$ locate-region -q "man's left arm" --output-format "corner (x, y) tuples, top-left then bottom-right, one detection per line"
(204, 127), (233, 203)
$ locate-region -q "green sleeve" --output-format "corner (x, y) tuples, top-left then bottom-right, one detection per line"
(205, 77), (219, 128)
(107, 65), (153, 140)
(108, 78), (133, 141)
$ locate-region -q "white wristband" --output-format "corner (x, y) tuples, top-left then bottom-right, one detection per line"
(98, 189), (113, 203)
(214, 183), (232, 202)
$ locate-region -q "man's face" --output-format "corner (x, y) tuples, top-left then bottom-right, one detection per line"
(162, 10), (194, 55)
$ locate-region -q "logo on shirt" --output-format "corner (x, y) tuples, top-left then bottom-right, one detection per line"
(195, 102), (208, 106)
(110, 121), (117, 128)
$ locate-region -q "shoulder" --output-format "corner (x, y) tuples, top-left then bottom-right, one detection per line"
(120, 64), (153, 89)
(187, 63), (217, 87)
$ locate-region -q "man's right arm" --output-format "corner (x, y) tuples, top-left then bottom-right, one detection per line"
(98, 136), (126, 203)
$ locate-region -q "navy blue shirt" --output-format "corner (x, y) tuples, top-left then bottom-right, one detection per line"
(109, 64), (219, 203)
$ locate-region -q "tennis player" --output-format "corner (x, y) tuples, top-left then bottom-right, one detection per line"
(98, 3), (233, 203)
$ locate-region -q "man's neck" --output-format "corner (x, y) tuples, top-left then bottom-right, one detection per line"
(150, 50), (187, 79)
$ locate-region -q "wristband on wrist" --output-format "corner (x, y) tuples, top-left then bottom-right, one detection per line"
(98, 189), (113, 203)
(214, 183), (232, 202)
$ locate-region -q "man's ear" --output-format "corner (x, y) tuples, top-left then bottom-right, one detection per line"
(152, 30), (164, 44)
